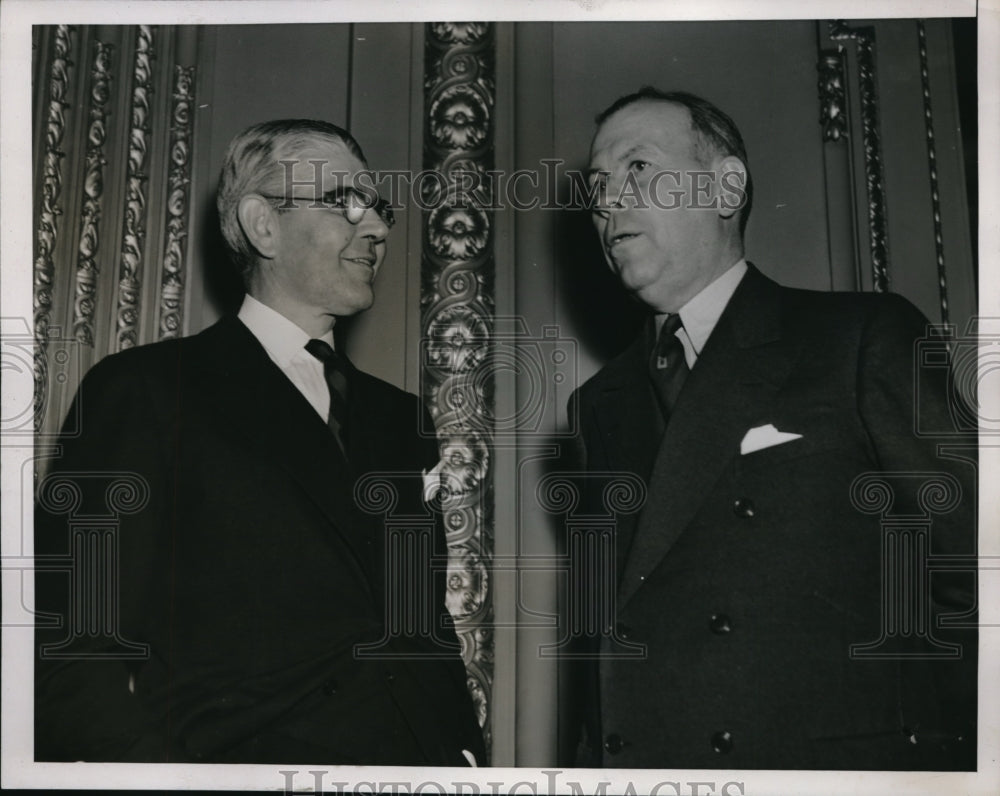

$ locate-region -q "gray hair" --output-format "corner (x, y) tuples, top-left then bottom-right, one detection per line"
(216, 119), (366, 279)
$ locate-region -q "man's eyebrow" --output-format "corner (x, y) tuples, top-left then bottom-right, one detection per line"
(620, 144), (657, 161)
(587, 144), (658, 178)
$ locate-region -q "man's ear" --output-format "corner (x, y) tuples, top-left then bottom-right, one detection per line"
(237, 195), (280, 260)
(716, 155), (748, 221)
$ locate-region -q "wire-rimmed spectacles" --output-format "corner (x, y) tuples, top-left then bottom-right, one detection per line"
(258, 186), (395, 228)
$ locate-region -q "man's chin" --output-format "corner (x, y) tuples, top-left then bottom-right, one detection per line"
(616, 265), (656, 297)
(333, 292), (375, 318)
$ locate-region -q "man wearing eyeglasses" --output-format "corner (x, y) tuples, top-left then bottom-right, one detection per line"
(34, 119), (485, 766)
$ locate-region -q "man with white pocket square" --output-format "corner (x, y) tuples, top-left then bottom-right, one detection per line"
(567, 88), (977, 770)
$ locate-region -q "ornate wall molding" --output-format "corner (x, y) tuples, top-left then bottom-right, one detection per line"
(817, 50), (848, 143)
(157, 64), (196, 340)
(33, 24), (74, 429)
(829, 20), (890, 293)
(32, 25), (202, 468)
(73, 40), (114, 347)
(917, 20), (949, 326)
(421, 20), (496, 755)
(115, 25), (154, 351)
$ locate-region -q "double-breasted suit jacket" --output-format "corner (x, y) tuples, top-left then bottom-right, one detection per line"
(570, 266), (977, 770)
(35, 315), (484, 765)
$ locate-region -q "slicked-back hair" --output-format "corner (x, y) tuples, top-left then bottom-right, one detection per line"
(216, 119), (367, 280)
(596, 87), (754, 237)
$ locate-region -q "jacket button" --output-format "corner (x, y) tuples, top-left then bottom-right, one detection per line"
(322, 678), (339, 696)
(710, 613), (732, 634)
(615, 622), (632, 640)
(604, 733), (625, 755)
(711, 730), (733, 754)
(733, 497), (755, 517)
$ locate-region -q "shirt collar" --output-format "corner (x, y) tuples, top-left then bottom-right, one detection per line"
(656, 259), (748, 357)
(237, 294), (335, 367)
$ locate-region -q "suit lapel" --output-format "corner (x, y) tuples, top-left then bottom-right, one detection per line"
(195, 317), (376, 585)
(343, 366), (415, 603)
(619, 268), (801, 607)
(589, 331), (663, 578)
(591, 330), (662, 478)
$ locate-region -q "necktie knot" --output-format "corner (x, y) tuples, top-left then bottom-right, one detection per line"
(305, 337), (338, 364)
(649, 314), (689, 421)
(305, 338), (350, 456)
(654, 314), (685, 370)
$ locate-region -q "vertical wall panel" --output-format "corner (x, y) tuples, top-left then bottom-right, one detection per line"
(345, 22), (419, 387)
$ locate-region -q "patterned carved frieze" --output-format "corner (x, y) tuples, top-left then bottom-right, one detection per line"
(32, 25), (202, 458)
(115, 25), (155, 351)
(422, 20), (496, 755)
(34, 24), (74, 429)
(73, 40), (114, 348)
(158, 64), (196, 340)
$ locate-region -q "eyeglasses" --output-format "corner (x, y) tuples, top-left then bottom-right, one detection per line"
(258, 186), (395, 228)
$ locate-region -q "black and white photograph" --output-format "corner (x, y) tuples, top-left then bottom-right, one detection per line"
(1, 0), (997, 793)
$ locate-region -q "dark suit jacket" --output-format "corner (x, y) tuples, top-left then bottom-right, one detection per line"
(35, 315), (485, 765)
(569, 266), (977, 770)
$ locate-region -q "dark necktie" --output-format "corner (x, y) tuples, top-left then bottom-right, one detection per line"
(305, 338), (350, 458)
(649, 313), (690, 421)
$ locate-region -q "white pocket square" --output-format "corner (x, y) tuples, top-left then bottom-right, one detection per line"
(739, 424), (803, 455)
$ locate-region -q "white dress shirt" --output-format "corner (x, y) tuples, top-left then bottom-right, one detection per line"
(655, 258), (748, 370)
(237, 294), (334, 421)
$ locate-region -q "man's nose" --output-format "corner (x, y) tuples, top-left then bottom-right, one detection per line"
(357, 207), (390, 241)
(592, 187), (625, 220)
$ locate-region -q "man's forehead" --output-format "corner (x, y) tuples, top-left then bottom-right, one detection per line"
(589, 99), (694, 162)
(279, 137), (365, 179)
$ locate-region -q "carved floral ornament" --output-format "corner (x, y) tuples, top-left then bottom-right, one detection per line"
(429, 22), (490, 44)
(422, 21), (496, 752)
(428, 204), (490, 260)
(447, 550), (490, 618)
(429, 85), (492, 150)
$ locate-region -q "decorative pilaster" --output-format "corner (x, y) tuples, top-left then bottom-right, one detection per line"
(421, 21), (496, 753)
(34, 24), (74, 429)
(73, 40), (114, 347)
(115, 25), (154, 351)
(829, 20), (890, 292)
(158, 64), (196, 340)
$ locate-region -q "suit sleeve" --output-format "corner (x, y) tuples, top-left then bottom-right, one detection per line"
(856, 295), (977, 588)
(855, 295), (977, 754)
(34, 355), (183, 761)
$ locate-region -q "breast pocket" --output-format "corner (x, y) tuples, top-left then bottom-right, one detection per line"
(735, 412), (861, 471)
